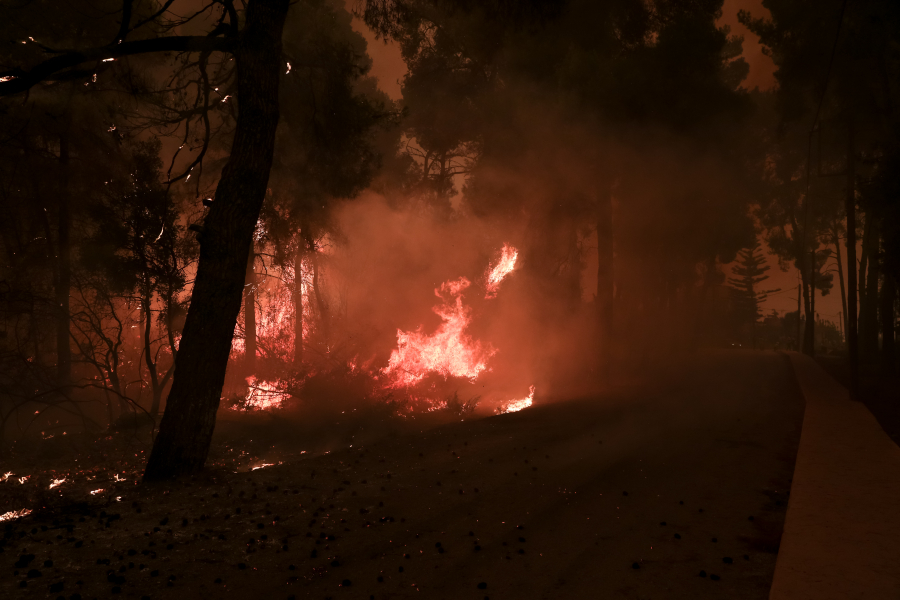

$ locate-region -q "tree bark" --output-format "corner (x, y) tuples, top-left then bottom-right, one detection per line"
(244, 246), (257, 375)
(595, 182), (614, 376)
(56, 131), (72, 386)
(143, 0), (290, 481)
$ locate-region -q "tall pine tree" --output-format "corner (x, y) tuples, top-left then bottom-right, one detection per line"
(729, 239), (778, 348)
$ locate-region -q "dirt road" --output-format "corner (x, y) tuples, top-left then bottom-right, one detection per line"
(0, 350), (803, 600)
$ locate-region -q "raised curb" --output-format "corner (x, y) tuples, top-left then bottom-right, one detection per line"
(770, 352), (900, 599)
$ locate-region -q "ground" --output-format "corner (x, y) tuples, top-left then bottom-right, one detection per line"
(0, 350), (804, 599)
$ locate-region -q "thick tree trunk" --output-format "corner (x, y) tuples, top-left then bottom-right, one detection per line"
(881, 274), (896, 373)
(56, 131), (71, 386)
(292, 244), (304, 368)
(244, 246), (257, 375)
(144, 0), (290, 481)
(595, 182), (614, 376)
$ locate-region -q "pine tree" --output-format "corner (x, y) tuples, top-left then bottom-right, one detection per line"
(729, 239), (779, 348)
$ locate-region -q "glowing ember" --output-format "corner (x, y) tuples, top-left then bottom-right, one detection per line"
(383, 278), (495, 388)
(49, 478), (66, 489)
(500, 385), (535, 413)
(251, 463), (275, 471)
(0, 509), (31, 522)
(90, 489), (105, 495)
(485, 244), (518, 298)
(243, 376), (290, 410)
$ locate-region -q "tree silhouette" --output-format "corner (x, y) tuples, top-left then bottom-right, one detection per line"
(728, 239), (779, 348)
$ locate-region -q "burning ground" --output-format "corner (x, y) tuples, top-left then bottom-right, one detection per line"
(0, 351), (802, 599)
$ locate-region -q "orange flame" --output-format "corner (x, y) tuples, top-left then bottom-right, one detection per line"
(382, 277), (495, 388)
(485, 244), (518, 299)
(500, 385), (535, 413)
(243, 376), (290, 410)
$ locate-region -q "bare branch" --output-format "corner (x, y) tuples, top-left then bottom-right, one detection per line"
(0, 36), (234, 97)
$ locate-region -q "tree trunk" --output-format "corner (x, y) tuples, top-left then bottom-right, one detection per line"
(881, 274), (896, 373)
(142, 286), (162, 418)
(861, 221), (880, 361)
(56, 131), (72, 387)
(292, 243), (304, 368)
(801, 259), (814, 355)
(845, 119), (859, 398)
(595, 182), (614, 375)
(143, 0), (290, 482)
(796, 283), (801, 351)
(302, 228), (330, 347)
(810, 253), (816, 356)
(833, 224), (848, 337)
(244, 246), (257, 375)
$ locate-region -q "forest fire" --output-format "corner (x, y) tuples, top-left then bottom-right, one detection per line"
(485, 243), (518, 299)
(3, 1), (896, 597)
(243, 376), (291, 410)
(382, 277), (494, 388)
(230, 243), (526, 414)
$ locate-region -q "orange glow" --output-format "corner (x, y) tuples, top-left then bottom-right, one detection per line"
(500, 385), (535, 413)
(485, 244), (518, 298)
(382, 277), (495, 388)
(243, 376), (290, 410)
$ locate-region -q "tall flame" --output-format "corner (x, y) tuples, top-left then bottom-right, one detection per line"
(485, 244), (518, 298)
(382, 278), (495, 388)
